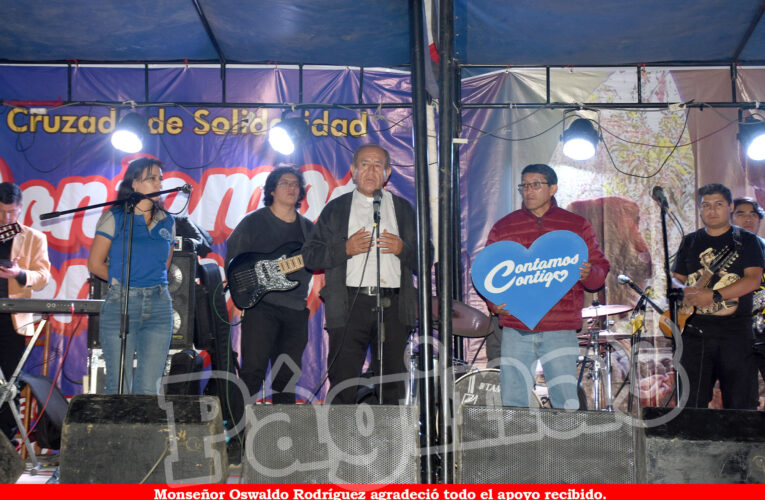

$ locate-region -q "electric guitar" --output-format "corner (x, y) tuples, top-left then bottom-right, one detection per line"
(0, 222), (21, 243)
(226, 241), (306, 310)
(659, 245), (739, 338)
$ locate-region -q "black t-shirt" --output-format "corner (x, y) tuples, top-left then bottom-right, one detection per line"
(225, 207), (314, 311)
(673, 226), (765, 320)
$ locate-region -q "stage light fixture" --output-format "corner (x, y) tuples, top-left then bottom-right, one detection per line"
(739, 117), (765, 161)
(562, 118), (599, 161)
(111, 112), (147, 153)
(268, 117), (308, 155)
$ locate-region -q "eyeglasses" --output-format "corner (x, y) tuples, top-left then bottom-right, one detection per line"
(277, 180), (300, 188)
(517, 181), (549, 194)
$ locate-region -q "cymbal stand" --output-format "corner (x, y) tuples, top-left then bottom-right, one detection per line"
(601, 335), (615, 411)
(578, 328), (600, 410)
(627, 296), (647, 413)
(577, 327), (616, 411)
(405, 333), (417, 406)
(0, 317), (47, 471)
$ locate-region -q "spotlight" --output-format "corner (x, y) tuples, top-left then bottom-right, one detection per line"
(562, 118), (599, 161)
(111, 112), (147, 153)
(268, 117), (308, 155)
(738, 116), (765, 161)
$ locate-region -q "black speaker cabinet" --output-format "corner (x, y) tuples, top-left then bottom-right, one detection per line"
(639, 406), (765, 483)
(457, 406), (637, 483)
(167, 252), (196, 349)
(243, 404), (420, 484)
(0, 433), (24, 484)
(88, 251), (196, 349)
(59, 394), (228, 484)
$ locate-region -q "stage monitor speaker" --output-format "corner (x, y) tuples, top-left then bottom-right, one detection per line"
(243, 404), (420, 484)
(457, 406), (637, 483)
(87, 251), (197, 349)
(639, 406), (765, 483)
(0, 434), (24, 484)
(59, 394), (228, 484)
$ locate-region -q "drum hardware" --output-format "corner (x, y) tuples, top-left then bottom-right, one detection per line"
(404, 334), (473, 406)
(577, 329), (621, 411)
(577, 302), (635, 411)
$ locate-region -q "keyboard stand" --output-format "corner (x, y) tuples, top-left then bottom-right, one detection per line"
(0, 317), (48, 473)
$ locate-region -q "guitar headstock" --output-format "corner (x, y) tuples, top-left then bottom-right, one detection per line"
(0, 222), (21, 243)
(707, 245), (731, 270)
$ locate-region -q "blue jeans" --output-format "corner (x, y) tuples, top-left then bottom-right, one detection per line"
(500, 327), (580, 410)
(99, 283), (173, 394)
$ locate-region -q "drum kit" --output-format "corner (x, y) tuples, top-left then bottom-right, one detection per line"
(577, 303), (632, 411)
(404, 297), (636, 411)
(448, 302), (634, 412)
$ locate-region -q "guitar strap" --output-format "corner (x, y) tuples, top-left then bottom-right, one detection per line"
(731, 225), (743, 255)
(687, 226), (743, 270)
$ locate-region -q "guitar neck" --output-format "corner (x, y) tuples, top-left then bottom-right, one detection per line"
(277, 255), (305, 275)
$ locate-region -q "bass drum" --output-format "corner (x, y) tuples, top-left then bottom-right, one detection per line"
(454, 369), (544, 407)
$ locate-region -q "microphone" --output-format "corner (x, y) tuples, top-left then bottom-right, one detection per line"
(372, 189), (382, 224)
(618, 273), (645, 295)
(620, 274), (667, 315)
(651, 186), (669, 209)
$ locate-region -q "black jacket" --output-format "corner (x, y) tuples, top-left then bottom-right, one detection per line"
(302, 191), (421, 329)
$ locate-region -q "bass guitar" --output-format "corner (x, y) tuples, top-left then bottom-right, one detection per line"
(659, 245), (739, 338)
(226, 241), (306, 310)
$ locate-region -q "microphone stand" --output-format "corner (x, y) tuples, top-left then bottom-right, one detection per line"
(115, 199), (137, 394)
(625, 295), (647, 414)
(618, 279), (666, 412)
(374, 201), (384, 405)
(41, 185), (188, 394)
(622, 279), (664, 316)
(658, 202), (682, 406)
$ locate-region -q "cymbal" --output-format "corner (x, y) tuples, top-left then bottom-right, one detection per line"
(430, 297), (495, 338)
(578, 330), (633, 342)
(581, 304), (632, 318)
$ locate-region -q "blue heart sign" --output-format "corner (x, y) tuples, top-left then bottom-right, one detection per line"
(471, 230), (588, 329)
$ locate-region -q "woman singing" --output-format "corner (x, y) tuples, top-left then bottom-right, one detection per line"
(88, 157), (175, 394)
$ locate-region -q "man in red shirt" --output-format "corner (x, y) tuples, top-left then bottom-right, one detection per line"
(484, 164), (609, 409)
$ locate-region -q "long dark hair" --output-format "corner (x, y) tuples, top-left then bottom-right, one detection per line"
(117, 157), (165, 220)
(263, 166), (306, 209)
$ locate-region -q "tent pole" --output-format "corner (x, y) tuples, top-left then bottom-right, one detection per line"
(438, 0), (456, 484)
(409, 0), (437, 484)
